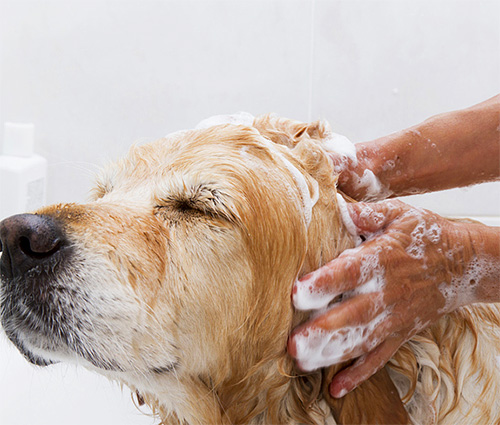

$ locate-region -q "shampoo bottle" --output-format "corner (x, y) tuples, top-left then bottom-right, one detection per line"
(0, 123), (48, 221)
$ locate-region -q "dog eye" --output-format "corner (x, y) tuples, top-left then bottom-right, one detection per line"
(155, 184), (239, 223)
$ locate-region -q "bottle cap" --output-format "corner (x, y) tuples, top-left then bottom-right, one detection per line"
(3, 122), (35, 157)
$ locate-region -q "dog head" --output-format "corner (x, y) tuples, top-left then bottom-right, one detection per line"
(1, 114), (391, 424)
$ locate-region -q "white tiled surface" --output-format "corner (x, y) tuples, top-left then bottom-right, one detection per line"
(0, 1), (499, 424)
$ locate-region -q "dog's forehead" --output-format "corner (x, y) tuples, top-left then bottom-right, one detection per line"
(121, 125), (283, 184)
(95, 124), (283, 200)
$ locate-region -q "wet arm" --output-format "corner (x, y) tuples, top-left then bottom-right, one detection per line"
(340, 95), (500, 200)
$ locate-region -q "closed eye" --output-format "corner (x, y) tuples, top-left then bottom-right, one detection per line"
(155, 183), (240, 223)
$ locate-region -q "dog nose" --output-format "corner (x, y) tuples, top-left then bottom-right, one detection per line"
(0, 214), (66, 279)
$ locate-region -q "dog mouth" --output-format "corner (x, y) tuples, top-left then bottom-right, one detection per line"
(0, 248), (124, 372)
(1, 252), (76, 366)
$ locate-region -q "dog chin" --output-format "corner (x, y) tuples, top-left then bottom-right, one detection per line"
(3, 328), (57, 367)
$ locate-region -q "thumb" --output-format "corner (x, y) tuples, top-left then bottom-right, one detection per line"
(346, 200), (406, 234)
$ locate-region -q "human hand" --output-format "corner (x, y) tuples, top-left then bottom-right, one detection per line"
(288, 200), (487, 398)
(327, 145), (392, 202)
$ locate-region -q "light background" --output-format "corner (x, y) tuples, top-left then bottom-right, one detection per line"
(0, 1), (499, 424)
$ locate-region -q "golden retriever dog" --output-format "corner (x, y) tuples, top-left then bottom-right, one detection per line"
(0, 114), (499, 425)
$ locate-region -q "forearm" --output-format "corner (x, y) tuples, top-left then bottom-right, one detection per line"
(341, 95), (500, 200)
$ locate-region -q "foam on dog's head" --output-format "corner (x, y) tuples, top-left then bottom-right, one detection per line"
(257, 137), (319, 228)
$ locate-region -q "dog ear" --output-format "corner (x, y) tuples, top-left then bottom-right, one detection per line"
(322, 365), (409, 424)
(253, 114), (330, 149)
(253, 115), (338, 187)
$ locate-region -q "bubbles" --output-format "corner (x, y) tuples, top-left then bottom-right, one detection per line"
(335, 193), (362, 246)
(406, 222), (426, 259)
(322, 133), (358, 165)
(427, 224), (442, 243)
(382, 159), (396, 171)
(293, 246), (387, 311)
(239, 135), (319, 229)
(358, 203), (385, 228)
(195, 112), (255, 129)
(350, 169), (393, 201)
(403, 211), (442, 260)
(293, 272), (335, 311)
(293, 310), (390, 371)
(438, 255), (500, 313)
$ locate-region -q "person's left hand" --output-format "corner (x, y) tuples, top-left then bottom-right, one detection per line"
(287, 200), (474, 398)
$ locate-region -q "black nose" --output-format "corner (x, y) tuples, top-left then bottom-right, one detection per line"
(0, 214), (66, 279)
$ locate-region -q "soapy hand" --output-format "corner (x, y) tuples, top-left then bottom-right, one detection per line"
(288, 200), (490, 398)
(327, 148), (392, 202)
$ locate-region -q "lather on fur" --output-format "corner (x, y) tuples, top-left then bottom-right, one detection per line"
(0, 114), (499, 424)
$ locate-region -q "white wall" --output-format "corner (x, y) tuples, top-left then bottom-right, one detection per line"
(0, 1), (499, 424)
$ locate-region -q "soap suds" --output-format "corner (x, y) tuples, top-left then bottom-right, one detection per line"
(438, 255), (500, 313)
(239, 137), (319, 228)
(381, 159), (396, 171)
(293, 310), (390, 371)
(293, 246), (386, 312)
(335, 193), (362, 246)
(352, 169), (393, 201)
(406, 222), (426, 260)
(357, 202), (386, 228)
(322, 132), (358, 165)
(402, 209), (442, 260)
(195, 112), (255, 130)
(293, 269), (333, 311)
(259, 137), (319, 227)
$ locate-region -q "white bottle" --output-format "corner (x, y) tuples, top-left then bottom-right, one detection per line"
(0, 123), (47, 221)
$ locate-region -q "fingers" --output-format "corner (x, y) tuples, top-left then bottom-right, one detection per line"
(288, 294), (392, 372)
(329, 334), (403, 398)
(293, 254), (362, 310)
(346, 199), (407, 235)
(293, 236), (387, 311)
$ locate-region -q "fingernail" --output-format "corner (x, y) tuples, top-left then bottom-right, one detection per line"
(293, 269), (340, 311)
(330, 376), (357, 398)
(329, 380), (349, 398)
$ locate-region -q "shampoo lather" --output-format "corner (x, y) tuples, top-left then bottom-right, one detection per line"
(0, 123), (47, 221)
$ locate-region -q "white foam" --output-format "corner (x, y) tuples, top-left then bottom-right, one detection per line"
(293, 269), (334, 311)
(322, 132), (358, 165)
(164, 129), (189, 139)
(259, 137), (319, 227)
(438, 255), (500, 313)
(293, 310), (390, 371)
(351, 275), (382, 295)
(293, 246), (386, 312)
(347, 247), (386, 300)
(406, 221), (426, 259)
(426, 223), (442, 244)
(403, 210), (442, 260)
(335, 193), (362, 246)
(357, 202), (386, 229)
(358, 169), (384, 200)
(195, 112), (255, 130)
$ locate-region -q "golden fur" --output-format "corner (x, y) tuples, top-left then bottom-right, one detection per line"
(16, 115), (500, 424)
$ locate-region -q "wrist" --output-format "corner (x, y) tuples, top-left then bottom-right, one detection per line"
(445, 221), (500, 306)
